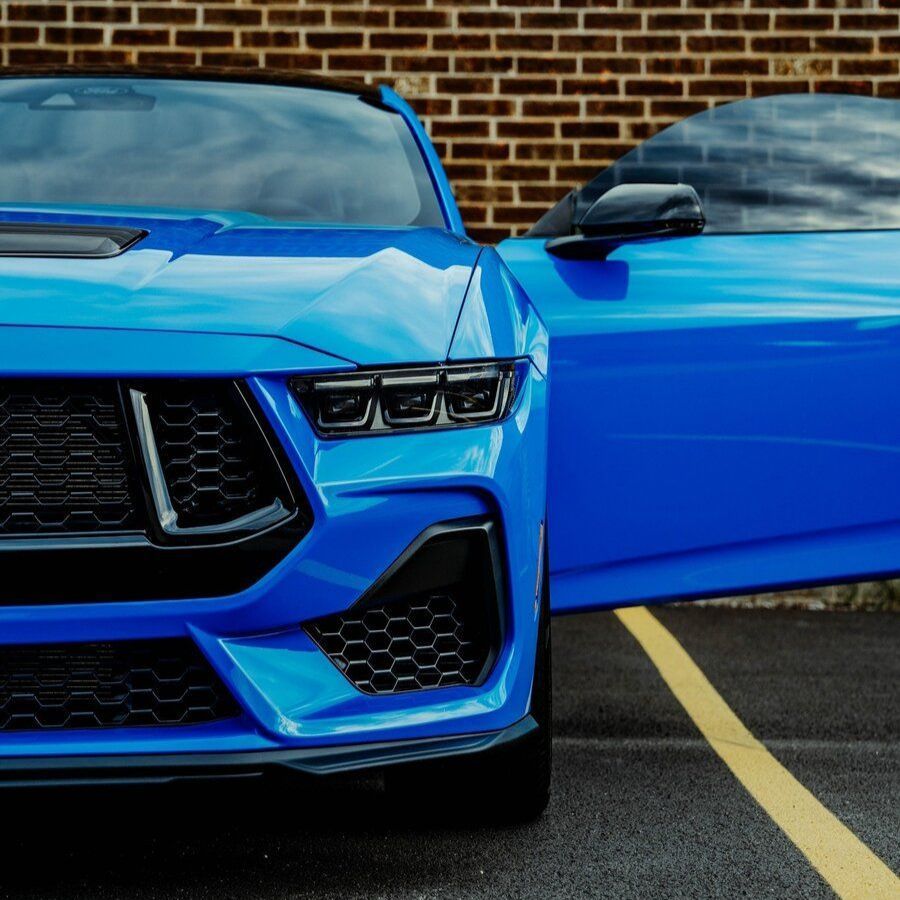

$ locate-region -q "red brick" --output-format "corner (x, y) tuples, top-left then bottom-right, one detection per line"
(774, 14), (835, 30)
(751, 36), (812, 53)
(497, 34), (554, 52)
(205, 9), (261, 27)
(687, 35), (745, 53)
(45, 26), (104, 44)
(452, 142), (511, 161)
(649, 14), (707, 31)
(710, 58), (769, 76)
(267, 10), (326, 27)
(459, 12), (516, 29)
(372, 33), (429, 50)
(498, 120), (555, 138)
(456, 56), (515, 74)
(626, 79), (684, 97)
(395, 10), (449, 28)
(0, 26), (40, 43)
(688, 79), (747, 97)
(307, 33), (364, 50)
(264, 53), (325, 71)
(76, 6), (133, 24)
(6, 5), (67, 23)
(112, 28), (171, 47)
(840, 13), (900, 30)
(558, 35), (616, 53)
(138, 8), (196, 26)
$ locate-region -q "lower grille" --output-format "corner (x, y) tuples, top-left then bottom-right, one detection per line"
(308, 593), (490, 694)
(0, 640), (239, 731)
(0, 382), (137, 536)
(307, 521), (500, 695)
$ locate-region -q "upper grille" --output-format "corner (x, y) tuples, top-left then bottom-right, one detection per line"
(145, 382), (281, 529)
(0, 639), (239, 731)
(0, 382), (137, 536)
(0, 378), (309, 604)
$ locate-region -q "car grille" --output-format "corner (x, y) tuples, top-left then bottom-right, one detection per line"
(0, 639), (239, 731)
(0, 382), (138, 536)
(0, 378), (310, 604)
(146, 382), (280, 529)
(307, 592), (491, 695)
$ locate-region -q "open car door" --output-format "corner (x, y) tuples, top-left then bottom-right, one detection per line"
(498, 93), (900, 614)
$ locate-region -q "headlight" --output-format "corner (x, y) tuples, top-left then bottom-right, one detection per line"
(292, 360), (526, 436)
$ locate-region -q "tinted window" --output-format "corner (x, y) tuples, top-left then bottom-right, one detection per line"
(0, 77), (444, 227)
(578, 94), (900, 234)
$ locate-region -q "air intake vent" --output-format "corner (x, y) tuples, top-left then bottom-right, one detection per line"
(0, 639), (239, 731)
(0, 222), (145, 258)
(140, 382), (284, 531)
(307, 521), (501, 695)
(0, 379), (311, 604)
(0, 381), (139, 536)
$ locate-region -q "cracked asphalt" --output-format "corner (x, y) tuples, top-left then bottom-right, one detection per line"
(0, 607), (896, 899)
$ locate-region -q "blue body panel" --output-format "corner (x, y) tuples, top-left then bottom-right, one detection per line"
(499, 230), (900, 612)
(0, 196), (548, 758)
(0, 368), (547, 756)
(0, 206), (478, 366)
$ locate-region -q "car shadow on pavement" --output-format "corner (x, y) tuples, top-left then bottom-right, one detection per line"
(0, 776), (532, 899)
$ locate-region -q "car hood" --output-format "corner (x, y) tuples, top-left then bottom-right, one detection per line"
(0, 208), (480, 367)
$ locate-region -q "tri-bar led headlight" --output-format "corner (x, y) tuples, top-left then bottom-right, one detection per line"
(292, 360), (526, 436)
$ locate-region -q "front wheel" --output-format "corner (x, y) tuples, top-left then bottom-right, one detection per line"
(386, 548), (552, 825)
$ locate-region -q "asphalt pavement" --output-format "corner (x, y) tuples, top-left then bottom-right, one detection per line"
(0, 607), (897, 899)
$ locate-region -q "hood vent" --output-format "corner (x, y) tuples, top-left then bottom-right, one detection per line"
(0, 222), (146, 258)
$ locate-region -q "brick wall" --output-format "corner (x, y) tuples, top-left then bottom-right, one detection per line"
(1, 0), (898, 241)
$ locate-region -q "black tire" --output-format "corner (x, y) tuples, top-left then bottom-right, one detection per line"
(386, 545), (552, 825)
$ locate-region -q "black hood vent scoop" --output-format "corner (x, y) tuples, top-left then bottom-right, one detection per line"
(0, 222), (146, 258)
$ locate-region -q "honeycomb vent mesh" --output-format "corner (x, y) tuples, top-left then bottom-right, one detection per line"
(147, 383), (280, 529)
(0, 382), (137, 536)
(0, 639), (239, 731)
(307, 593), (490, 695)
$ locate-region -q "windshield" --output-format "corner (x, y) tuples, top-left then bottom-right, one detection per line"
(577, 93), (900, 234)
(0, 76), (445, 228)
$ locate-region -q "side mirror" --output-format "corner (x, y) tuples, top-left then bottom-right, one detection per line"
(546, 183), (705, 260)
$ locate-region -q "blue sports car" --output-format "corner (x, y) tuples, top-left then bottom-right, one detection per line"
(0, 69), (897, 821)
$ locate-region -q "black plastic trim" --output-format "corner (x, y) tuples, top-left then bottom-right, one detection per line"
(0, 715), (537, 786)
(0, 223), (146, 258)
(0, 65), (378, 100)
(0, 378), (312, 604)
(306, 517), (506, 694)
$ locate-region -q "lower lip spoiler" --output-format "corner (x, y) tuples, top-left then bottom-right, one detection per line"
(0, 715), (537, 788)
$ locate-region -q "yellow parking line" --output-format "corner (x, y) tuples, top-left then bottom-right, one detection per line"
(615, 605), (900, 900)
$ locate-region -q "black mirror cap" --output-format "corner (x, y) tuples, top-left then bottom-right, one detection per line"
(545, 183), (705, 260)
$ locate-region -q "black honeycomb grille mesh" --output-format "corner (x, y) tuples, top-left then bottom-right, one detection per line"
(308, 593), (490, 695)
(0, 382), (137, 536)
(148, 383), (278, 529)
(0, 640), (239, 731)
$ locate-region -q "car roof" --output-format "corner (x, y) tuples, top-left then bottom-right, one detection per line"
(0, 65), (379, 100)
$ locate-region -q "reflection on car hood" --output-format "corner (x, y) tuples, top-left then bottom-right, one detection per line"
(0, 207), (480, 366)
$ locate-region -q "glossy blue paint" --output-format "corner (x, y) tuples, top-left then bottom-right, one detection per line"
(0, 103), (547, 759)
(0, 367), (546, 755)
(499, 230), (900, 612)
(0, 206), (479, 366)
(448, 246), (549, 376)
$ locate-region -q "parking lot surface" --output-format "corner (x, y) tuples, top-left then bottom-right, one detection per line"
(1, 608), (897, 899)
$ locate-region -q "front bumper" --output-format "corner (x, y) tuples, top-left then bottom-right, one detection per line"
(0, 365), (548, 769)
(0, 716), (538, 788)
